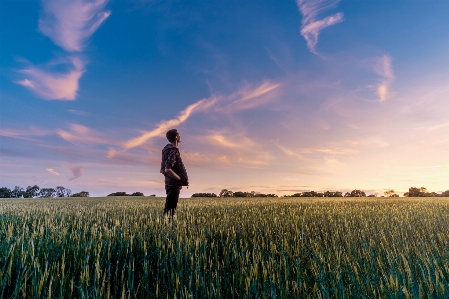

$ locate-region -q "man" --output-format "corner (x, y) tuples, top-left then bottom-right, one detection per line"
(160, 129), (189, 219)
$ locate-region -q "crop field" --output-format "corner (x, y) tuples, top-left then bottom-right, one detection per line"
(1, 197), (449, 298)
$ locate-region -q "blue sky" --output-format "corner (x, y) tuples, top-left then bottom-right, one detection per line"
(1, 0), (448, 197)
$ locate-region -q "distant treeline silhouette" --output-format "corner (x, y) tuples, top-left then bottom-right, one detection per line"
(107, 192), (155, 197)
(191, 187), (449, 198)
(0, 185), (89, 198)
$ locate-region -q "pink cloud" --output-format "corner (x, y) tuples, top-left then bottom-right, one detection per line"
(67, 165), (83, 181)
(121, 97), (218, 152)
(46, 168), (60, 176)
(0, 127), (52, 139)
(296, 0), (344, 55)
(222, 81), (282, 112)
(373, 55), (394, 102)
(16, 57), (85, 100)
(39, 0), (111, 52)
(57, 123), (112, 145)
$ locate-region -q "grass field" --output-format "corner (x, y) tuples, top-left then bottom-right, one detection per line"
(1, 197), (449, 298)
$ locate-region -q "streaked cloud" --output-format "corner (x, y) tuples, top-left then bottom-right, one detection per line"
(39, 0), (111, 52)
(16, 57), (85, 100)
(46, 168), (60, 176)
(57, 123), (112, 145)
(373, 55), (394, 102)
(122, 97), (217, 152)
(0, 127), (52, 139)
(120, 81), (280, 153)
(230, 81), (281, 109)
(427, 122), (449, 131)
(296, 0), (344, 54)
(205, 133), (256, 149)
(67, 165), (83, 181)
(68, 109), (90, 116)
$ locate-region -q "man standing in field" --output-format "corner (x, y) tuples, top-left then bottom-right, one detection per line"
(160, 129), (189, 219)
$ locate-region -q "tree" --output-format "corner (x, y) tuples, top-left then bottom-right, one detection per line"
(0, 187), (11, 198)
(56, 186), (71, 197)
(191, 193), (217, 197)
(233, 191), (247, 197)
(344, 192), (351, 197)
(10, 186), (24, 198)
(72, 191), (89, 197)
(219, 189), (233, 197)
(39, 188), (56, 198)
(350, 190), (366, 197)
(24, 185), (40, 198)
(131, 192), (144, 196)
(384, 190), (398, 197)
(406, 187), (426, 197)
(108, 192), (128, 196)
(441, 190), (449, 197)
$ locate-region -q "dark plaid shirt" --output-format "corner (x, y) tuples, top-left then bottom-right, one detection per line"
(161, 144), (189, 186)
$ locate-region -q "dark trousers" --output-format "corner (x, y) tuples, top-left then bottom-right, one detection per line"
(164, 185), (181, 217)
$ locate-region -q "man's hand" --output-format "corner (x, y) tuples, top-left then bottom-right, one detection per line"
(164, 168), (181, 180)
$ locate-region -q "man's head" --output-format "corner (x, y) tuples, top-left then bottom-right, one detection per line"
(166, 129), (180, 144)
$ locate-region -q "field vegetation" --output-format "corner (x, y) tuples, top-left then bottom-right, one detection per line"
(1, 197), (448, 298)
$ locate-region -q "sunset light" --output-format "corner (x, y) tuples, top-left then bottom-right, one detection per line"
(1, 0), (448, 197)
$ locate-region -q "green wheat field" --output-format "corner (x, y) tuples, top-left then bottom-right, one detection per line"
(1, 197), (448, 298)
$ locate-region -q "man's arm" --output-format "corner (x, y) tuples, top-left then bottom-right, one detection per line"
(165, 168), (181, 180)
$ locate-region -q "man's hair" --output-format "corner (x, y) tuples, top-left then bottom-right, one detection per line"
(166, 129), (178, 143)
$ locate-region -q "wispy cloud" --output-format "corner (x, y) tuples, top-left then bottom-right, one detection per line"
(427, 122), (449, 131)
(229, 81), (281, 110)
(122, 97), (217, 152)
(118, 81), (281, 154)
(57, 123), (112, 145)
(373, 55), (394, 102)
(296, 0), (344, 54)
(16, 57), (85, 100)
(68, 109), (90, 116)
(204, 133), (256, 149)
(0, 127), (52, 139)
(46, 168), (60, 176)
(39, 0), (111, 52)
(67, 165), (83, 181)
(16, 0), (110, 100)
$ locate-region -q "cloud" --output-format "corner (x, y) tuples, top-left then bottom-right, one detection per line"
(427, 122), (449, 131)
(296, 0), (344, 54)
(199, 131), (273, 167)
(121, 97), (217, 152)
(205, 133), (256, 149)
(16, 57), (85, 100)
(219, 81), (281, 112)
(67, 165), (83, 181)
(46, 168), (60, 176)
(0, 127), (52, 140)
(68, 109), (90, 116)
(373, 55), (394, 102)
(39, 0), (111, 52)
(57, 123), (112, 145)
(113, 80), (280, 157)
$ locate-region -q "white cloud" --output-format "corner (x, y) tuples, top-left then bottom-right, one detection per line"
(16, 57), (85, 100)
(296, 0), (344, 55)
(39, 0), (111, 52)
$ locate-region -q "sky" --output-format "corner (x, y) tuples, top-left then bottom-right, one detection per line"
(1, 0), (448, 197)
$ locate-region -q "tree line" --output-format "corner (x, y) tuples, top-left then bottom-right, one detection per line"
(0, 185), (89, 198)
(107, 192), (156, 197)
(192, 187), (449, 198)
(192, 189), (278, 198)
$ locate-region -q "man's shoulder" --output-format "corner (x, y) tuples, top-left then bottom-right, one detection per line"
(162, 144), (178, 153)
